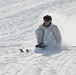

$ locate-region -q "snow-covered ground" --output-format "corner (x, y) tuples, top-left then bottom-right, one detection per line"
(0, 0), (76, 75)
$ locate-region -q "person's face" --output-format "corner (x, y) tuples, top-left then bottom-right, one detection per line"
(44, 21), (51, 26)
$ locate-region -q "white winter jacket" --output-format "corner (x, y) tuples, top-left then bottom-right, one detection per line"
(37, 23), (62, 49)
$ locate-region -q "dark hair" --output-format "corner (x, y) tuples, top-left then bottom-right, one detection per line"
(43, 15), (52, 21)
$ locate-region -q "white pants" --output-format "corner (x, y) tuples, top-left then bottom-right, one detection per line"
(35, 28), (57, 50)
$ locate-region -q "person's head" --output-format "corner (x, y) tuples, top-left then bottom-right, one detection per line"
(43, 15), (52, 26)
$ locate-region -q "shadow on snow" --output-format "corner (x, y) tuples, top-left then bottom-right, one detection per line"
(34, 48), (62, 56)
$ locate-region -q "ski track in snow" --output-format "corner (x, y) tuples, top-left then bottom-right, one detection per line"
(0, 52), (40, 75)
(40, 50), (76, 75)
(0, 0), (76, 75)
(0, 48), (75, 75)
(0, 49), (76, 75)
(16, 50), (76, 75)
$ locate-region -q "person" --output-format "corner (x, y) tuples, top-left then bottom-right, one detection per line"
(35, 15), (62, 50)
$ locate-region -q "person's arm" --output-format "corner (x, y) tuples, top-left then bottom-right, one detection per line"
(35, 25), (44, 43)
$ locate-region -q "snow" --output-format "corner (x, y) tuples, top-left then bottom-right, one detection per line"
(0, 0), (76, 75)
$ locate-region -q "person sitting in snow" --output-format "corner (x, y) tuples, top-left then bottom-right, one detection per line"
(35, 15), (62, 50)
